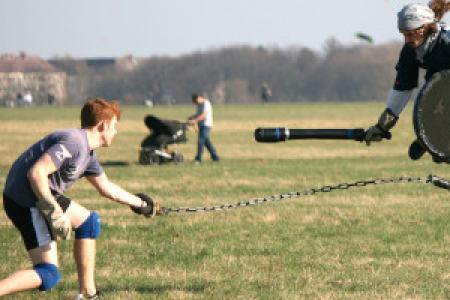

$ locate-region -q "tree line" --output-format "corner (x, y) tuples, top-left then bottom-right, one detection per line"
(51, 39), (405, 105)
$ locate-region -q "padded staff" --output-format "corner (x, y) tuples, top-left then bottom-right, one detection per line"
(254, 128), (390, 143)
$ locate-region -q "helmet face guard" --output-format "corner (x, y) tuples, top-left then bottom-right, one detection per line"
(413, 70), (450, 163)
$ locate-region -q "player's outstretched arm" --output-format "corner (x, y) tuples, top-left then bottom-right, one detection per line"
(86, 174), (162, 217)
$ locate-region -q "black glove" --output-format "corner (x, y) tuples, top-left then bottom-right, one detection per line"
(365, 108), (398, 146)
(131, 193), (162, 218)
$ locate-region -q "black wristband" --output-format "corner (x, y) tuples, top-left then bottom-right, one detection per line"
(377, 108), (398, 132)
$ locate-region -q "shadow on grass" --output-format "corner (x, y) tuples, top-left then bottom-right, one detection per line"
(135, 283), (207, 294)
(100, 281), (208, 296)
(100, 161), (132, 167)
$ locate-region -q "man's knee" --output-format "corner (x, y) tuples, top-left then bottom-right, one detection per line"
(34, 263), (61, 291)
(75, 211), (101, 239)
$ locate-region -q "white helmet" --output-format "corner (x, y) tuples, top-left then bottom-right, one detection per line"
(398, 3), (435, 30)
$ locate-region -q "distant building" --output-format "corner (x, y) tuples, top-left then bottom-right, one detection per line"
(0, 52), (58, 72)
(0, 53), (144, 106)
(0, 52), (66, 106)
(83, 55), (142, 71)
(85, 58), (116, 68)
(49, 55), (142, 72)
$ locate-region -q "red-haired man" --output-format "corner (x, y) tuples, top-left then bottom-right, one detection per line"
(0, 98), (162, 299)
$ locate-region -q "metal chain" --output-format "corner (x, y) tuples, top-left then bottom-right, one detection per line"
(161, 175), (446, 214)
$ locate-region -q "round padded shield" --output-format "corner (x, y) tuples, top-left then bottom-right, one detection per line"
(413, 70), (450, 163)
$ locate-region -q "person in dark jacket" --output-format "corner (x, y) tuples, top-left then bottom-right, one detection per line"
(365, 0), (450, 161)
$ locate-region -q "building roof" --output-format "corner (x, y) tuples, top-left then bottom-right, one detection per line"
(0, 52), (58, 72)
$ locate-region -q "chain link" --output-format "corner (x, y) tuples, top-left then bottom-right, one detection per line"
(161, 175), (437, 214)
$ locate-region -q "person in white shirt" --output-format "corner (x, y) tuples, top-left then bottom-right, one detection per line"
(23, 91), (33, 106)
(188, 93), (220, 164)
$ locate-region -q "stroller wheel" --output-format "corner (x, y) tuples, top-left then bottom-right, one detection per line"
(173, 153), (184, 165)
(148, 152), (160, 165)
(139, 150), (160, 165)
(139, 151), (150, 165)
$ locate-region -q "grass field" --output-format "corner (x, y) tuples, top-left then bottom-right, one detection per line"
(1, 103), (450, 299)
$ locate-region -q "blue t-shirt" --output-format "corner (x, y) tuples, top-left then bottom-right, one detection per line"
(4, 129), (104, 208)
(394, 26), (450, 90)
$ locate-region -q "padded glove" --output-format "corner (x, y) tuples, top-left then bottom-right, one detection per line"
(131, 193), (163, 218)
(365, 108), (398, 146)
(36, 196), (71, 240)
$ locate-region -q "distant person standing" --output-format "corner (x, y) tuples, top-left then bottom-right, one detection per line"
(17, 93), (23, 107)
(261, 83), (272, 104)
(24, 91), (33, 107)
(188, 93), (220, 164)
(48, 93), (56, 106)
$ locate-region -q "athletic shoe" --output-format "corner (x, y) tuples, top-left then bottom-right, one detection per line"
(74, 291), (103, 299)
(408, 140), (426, 160)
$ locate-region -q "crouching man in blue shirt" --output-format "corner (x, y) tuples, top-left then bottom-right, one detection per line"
(0, 98), (162, 299)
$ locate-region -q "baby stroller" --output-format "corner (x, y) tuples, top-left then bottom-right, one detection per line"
(139, 115), (188, 165)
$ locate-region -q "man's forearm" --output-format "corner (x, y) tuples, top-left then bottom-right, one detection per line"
(101, 181), (144, 207)
(197, 111), (206, 121)
(386, 88), (413, 117)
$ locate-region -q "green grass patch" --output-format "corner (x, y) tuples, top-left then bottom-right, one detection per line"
(1, 103), (450, 299)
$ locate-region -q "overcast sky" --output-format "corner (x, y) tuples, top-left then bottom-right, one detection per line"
(1, 0), (446, 59)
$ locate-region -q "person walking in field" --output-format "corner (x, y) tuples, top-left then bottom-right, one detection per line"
(261, 82), (272, 104)
(0, 98), (162, 299)
(364, 0), (450, 161)
(188, 93), (220, 164)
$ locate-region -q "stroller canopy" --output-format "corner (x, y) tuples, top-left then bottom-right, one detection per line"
(145, 115), (183, 136)
(142, 115), (187, 148)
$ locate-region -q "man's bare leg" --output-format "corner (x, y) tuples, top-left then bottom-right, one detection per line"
(66, 201), (98, 296)
(74, 238), (97, 296)
(0, 242), (58, 296)
(0, 270), (42, 296)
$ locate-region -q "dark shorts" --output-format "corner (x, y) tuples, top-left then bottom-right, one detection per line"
(3, 195), (71, 251)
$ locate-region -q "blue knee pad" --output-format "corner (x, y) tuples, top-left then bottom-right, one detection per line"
(34, 263), (61, 291)
(75, 211), (101, 239)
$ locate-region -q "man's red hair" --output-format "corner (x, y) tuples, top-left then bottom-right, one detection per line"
(81, 98), (121, 128)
